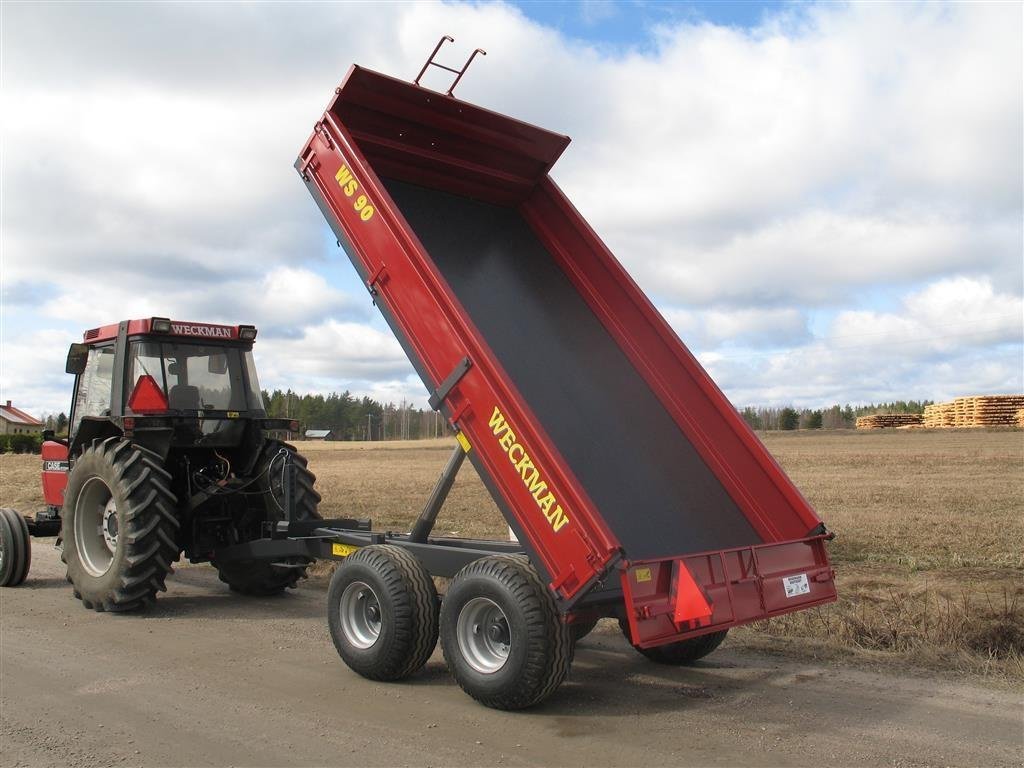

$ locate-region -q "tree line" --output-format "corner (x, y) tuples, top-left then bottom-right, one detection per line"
(33, 396), (935, 445)
(738, 400), (933, 431)
(261, 390), (451, 441)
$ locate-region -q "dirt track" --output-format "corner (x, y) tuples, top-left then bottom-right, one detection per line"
(2, 544), (1021, 768)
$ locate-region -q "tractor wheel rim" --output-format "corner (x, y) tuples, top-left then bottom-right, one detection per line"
(74, 477), (117, 577)
(101, 499), (119, 554)
(457, 597), (511, 675)
(339, 581), (382, 649)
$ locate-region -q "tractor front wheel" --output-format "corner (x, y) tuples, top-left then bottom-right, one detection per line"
(212, 441), (321, 596)
(0, 507), (31, 586)
(61, 438), (180, 612)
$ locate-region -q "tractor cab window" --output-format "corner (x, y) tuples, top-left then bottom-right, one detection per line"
(71, 346), (115, 435)
(127, 340), (262, 412)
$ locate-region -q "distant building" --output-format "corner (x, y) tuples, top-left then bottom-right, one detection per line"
(304, 429), (334, 440)
(0, 400), (43, 435)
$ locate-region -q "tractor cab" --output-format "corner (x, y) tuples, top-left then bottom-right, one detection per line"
(63, 317), (290, 457)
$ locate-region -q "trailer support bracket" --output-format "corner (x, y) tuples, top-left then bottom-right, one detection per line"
(428, 357), (471, 410)
(409, 444), (466, 543)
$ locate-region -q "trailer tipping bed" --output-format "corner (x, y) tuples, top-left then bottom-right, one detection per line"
(296, 57), (835, 667)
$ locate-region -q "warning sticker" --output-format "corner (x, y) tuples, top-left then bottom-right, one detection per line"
(332, 543), (359, 558)
(783, 573), (811, 598)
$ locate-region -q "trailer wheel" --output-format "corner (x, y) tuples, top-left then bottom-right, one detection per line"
(0, 508), (31, 586)
(327, 545), (438, 681)
(61, 438), (180, 612)
(620, 619), (729, 664)
(440, 555), (573, 710)
(213, 441), (322, 596)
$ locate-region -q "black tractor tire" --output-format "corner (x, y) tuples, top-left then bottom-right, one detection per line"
(212, 441), (322, 596)
(61, 438), (180, 612)
(0, 507), (31, 586)
(440, 555), (573, 710)
(327, 545), (439, 681)
(619, 618), (728, 664)
(571, 617), (600, 644)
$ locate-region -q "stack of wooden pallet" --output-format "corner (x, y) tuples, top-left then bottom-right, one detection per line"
(922, 402), (955, 428)
(856, 413), (924, 429)
(923, 395), (1024, 428)
(1017, 408), (1024, 428)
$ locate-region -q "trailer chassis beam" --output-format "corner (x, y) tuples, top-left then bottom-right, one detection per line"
(213, 523), (523, 580)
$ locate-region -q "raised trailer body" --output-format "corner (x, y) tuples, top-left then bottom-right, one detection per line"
(297, 64), (835, 651)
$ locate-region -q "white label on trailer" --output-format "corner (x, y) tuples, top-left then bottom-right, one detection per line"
(783, 573), (810, 598)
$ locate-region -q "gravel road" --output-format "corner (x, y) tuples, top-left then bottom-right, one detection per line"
(2, 544), (1020, 767)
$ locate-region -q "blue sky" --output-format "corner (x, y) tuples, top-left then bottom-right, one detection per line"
(510, 0), (788, 43)
(2, 1), (1021, 417)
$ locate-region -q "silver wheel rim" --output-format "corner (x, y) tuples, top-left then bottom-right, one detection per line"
(457, 597), (511, 674)
(339, 581), (382, 649)
(74, 477), (118, 577)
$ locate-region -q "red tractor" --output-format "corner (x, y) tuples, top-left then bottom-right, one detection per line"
(0, 317), (323, 610)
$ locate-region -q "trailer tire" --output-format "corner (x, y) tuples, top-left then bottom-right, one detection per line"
(61, 438), (180, 612)
(213, 441), (321, 596)
(0, 508), (31, 586)
(620, 620), (728, 664)
(440, 555), (573, 710)
(327, 545), (438, 681)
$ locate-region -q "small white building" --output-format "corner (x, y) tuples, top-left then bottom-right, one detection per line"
(304, 429), (334, 441)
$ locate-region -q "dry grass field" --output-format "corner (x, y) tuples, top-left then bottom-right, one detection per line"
(2, 429), (1020, 682)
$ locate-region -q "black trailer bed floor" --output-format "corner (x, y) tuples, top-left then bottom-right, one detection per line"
(385, 179), (760, 560)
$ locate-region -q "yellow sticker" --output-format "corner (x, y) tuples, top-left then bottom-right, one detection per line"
(455, 431), (472, 453)
(634, 567), (653, 583)
(227, 411), (239, 419)
(332, 543), (359, 558)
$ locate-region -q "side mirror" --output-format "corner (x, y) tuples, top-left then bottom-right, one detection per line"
(66, 343), (89, 375)
(208, 353), (228, 375)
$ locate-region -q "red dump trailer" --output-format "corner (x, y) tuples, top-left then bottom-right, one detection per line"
(293, 45), (836, 709)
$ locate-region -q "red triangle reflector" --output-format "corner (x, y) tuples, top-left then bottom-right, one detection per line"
(671, 561), (713, 628)
(127, 374), (168, 414)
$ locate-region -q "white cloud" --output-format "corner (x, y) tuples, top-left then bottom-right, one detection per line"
(705, 277), (1023, 407)
(1, 1), (1020, 416)
(253, 320), (414, 393)
(0, 329), (78, 416)
(664, 306), (810, 348)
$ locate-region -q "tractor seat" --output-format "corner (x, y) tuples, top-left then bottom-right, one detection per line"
(167, 384), (201, 411)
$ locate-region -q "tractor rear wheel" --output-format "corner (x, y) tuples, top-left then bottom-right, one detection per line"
(0, 507), (31, 586)
(327, 545), (439, 681)
(212, 441), (321, 596)
(61, 438), (180, 612)
(440, 555), (573, 710)
(619, 619), (728, 664)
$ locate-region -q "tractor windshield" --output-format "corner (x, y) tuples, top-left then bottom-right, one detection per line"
(128, 340), (265, 413)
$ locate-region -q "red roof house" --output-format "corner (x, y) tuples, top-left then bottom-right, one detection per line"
(0, 400), (44, 435)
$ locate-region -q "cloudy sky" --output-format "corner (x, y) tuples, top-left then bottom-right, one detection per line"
(2, 0), (1021, 418)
